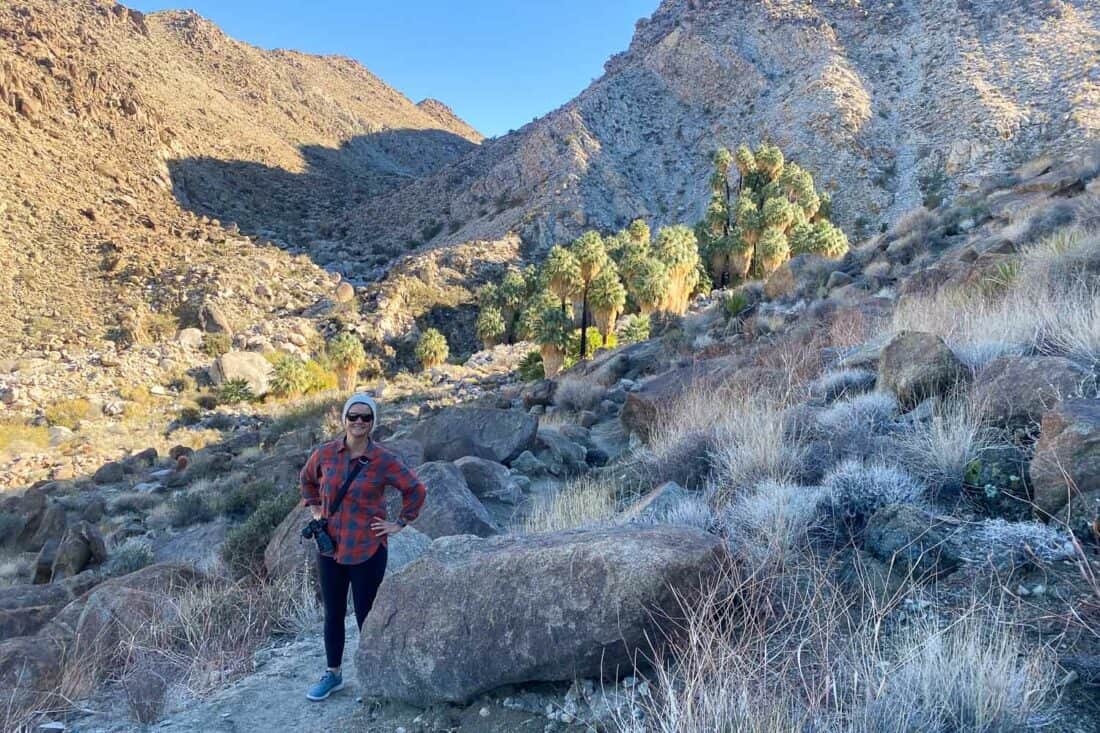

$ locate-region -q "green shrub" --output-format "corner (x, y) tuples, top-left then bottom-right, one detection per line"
(415, 328), (449, 369)
(723, 290), (750, 319)
(617, 314), (650, 345)
(106, 539), (154, 576)
(169, 490), (217, 528)
(476, 305), (506, 348)
(219, 479), (276, 518)
(303, 359), (337, 393)
(217, 378), (255, 405)
(518, 350), (545, 381)
(144, 311), (179, 341)
(201, 333), (232, 358)
(44, 398), (93, 429)
(270, 356), (311, 398)
(177, 406), (202, 426)
(220, 490), (299, 578)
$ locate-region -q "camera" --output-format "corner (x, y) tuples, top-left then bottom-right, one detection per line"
(301, 518), (336, 555)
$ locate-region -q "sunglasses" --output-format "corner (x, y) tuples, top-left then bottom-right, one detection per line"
(345, 413), (374, 422)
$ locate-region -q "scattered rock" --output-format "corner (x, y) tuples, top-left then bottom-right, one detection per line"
(454, 456), (522, 505)
(533, 428), (588, 477)
(972, 356), (1091, 433)
(863, 504), (959, 577)
(963, 445), (1031, 521)
(522, 380), (557, 408)
(392, 462), (499, 539)
(93, 460), (126, 485)
(620, 481), (690, 523)
(51, 521), (108, 581)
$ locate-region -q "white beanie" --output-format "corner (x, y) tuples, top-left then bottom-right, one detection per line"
(341, 393), (378, 436)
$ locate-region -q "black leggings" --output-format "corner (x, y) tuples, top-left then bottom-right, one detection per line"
(318, 546), (387, 669)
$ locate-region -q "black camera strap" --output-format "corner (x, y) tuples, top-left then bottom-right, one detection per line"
(325, 456), (368, 519)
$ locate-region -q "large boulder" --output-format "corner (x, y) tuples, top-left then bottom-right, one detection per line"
(972, 356), (1091, 433)
(356, 525), (726, 704)
(386, 526), (432, 574)
(0, 635), (66, 715)
(27, 502), (67, 553)
(50, 521), (108, 581)
(0, 573), (101, 639)
(1030, 399), (1100, 517)
(533, 428), (588, 477)
(389, 462), (499, 539)
(410, 408), (537, 464)
(209, 351), (274, 397)
(265, 503), (318, 591)
(454, 456), (522, 505)
(619, 481), (691, 524)
(878, 332), (965, 409)
(380, 438), (425, 469)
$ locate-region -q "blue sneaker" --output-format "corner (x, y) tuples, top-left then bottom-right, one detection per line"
(306, 670), (344, 701)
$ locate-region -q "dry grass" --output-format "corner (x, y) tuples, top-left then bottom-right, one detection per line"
(636, 384), (803, 495)
(552, 375), (606, 413)
(895, 397), (996, 494)
(612, 556), (1059, 733)
(0, 419), (49, 454)
(521, 475), (620, 534)
(888, 226), (1100, 369)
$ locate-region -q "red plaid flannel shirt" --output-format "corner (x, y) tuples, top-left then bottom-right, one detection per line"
(300, 438), (426, 565)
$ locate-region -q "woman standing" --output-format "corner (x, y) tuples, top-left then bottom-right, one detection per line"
(299, 393), (426, 701)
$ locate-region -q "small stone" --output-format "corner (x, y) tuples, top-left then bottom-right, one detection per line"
(149, 385), (167, 396)
(479, 706), (491, 718)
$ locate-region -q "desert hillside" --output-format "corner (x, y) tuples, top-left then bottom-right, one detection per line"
(343, 0), (1100, 256)
(0, 0), (480, 355)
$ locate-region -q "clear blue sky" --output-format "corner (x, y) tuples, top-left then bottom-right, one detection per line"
(128, 0), (659, 138)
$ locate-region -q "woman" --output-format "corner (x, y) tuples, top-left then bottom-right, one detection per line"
(299, 393), (426, 701)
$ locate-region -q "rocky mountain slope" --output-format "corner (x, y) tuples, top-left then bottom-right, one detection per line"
(343, 0), (1100, 257)
(0, 0), (481, 355)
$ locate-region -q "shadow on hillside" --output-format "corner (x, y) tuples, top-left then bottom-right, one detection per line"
(167, 128), (475, 258)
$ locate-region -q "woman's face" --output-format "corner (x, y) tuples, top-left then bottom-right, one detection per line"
(344, 406), (374, 439)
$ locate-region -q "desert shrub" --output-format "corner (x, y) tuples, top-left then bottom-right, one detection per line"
(269, 355), (311, 398)
(169, 490), (217, 528)
(522, 475), (619, 534)
(176, 405), (202, 426)
(517, 350), (545, 381)
(44, 398), (93, 428)
(217, 378), (254, 405)
(553, 375), (606, 413)
(719, 480), (826, 566)
(302, 358), (337, 393)
(106, 538), (154, 576)
(144, 311), (179, 342)
(896, 398), (993, 497)
(201, 332), (232, 358)
(617, 313), (650, 344)
(415, 328), (449, 369)
(816, 391), (898, 434)
(220, 490), (299, 578)
(962, 519), (1075, 563)
(807, 369), (876, 404)
(111, 491), (162, 514)
(219, 479), (276, 518)
(823, 460), (925, 522)
(848, 615), (1058, 733)
(722, 289), (750, 319)
(0, 419), (49, 452)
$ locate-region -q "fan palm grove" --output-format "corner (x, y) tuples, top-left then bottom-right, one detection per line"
(474, 144), (849, 377)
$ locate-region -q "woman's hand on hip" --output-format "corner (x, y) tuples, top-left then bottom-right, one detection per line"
(370, 519), (404, 536)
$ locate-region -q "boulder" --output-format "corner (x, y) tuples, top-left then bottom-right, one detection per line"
(380, 438), (425, 469)
(410, 408), (537, 464)
(54, 563), (206, 662)
(863, 504), (960, 578)
(0, 635), (65, 714)
(356, 525), (726, 704)
(1030, 399), (1100, 517)
(265, 503), (318, 592)
(522, 380), (557, 408)
(209, 351), (274, 397)
(50, 521), (108, 581)
(93, 460), (126, 485)
(2, 487), (47, 548)
(620, 481), (691, 523)
(509, 450), (545, 477)
(27, 502), (67, 553)
(454, 456), (522, 505)
(388, 462), (499, 539)
(177, 327), (203, 349)
(386, 526), (432, 574)
(972, 356), (1091, 433)
(198, 300), (232, 333)
(534, 428), (589, 477)
(0, 573), (101, 639)
(878, 332), (965, 409)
